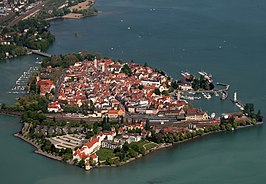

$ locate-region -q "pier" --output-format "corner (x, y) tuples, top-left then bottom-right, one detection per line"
(31, 49), (52, 58)
(231, 92), (245, 110)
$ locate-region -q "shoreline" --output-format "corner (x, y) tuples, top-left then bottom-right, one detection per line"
(13, 121), (260, 170)
(14, 133), (63, 162)
(96, 121), (264, 168)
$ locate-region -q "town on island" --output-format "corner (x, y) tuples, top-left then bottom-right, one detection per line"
(0, 51), (263, 170)
(0, 0), (264, 171)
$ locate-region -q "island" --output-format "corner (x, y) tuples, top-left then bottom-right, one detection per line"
(0, 51), (263, 170)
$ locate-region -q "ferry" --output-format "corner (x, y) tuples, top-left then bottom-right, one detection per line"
(198, 71), (213, 83)
(180, 71), (193, 81)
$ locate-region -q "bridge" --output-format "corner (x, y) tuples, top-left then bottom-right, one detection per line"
(31, 49), (52, 58)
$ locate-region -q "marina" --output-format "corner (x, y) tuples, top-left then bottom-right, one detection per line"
(179, 71), (230, 101)
(9, 66), (39, 94)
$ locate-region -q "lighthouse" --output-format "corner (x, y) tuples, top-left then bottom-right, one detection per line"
(93, 57), (97, 69)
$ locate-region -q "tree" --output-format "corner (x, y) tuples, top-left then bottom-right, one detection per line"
(86, 131), (94, 139)
(145, 120), (151, 131)
(42, 139), (52, 152)
(229, 116), (235, 125)
(106, 157), (113, 165)
(1, 103), (7, 109)
(225, 123), (233, 131)
(154, 88), (161, 95)
(192, 79), (200, 91)
(138, 84), (144, 90)
(202, 81), (210, 90)
(78, 159), (85, 168)
(244, 103), (254, 115)
(256, 110), (263, 122)
(162, 90), (169, 96)
(73, 159), (78, 165)
(122, 142), (129, 152)
(63, 153), (73, 160)
(121, 64), (132, 76)
(131, 144), (140, 153)
(171, 81), (178, 89)
(128, 149), (138, 158)
(93, 122), (100, 134)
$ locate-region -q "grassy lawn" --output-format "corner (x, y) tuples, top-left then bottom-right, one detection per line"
(130, 140), (148, 148)
(96, 148), (115, 161)
(143, 142), (157, 150)
(130, 140), (157, 151)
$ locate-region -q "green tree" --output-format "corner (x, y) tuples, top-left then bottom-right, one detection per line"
(106, 157), (113, 165)
(121, 64), (132, 76)
(244, 103), (254, 115)
(171, 81), (178, 89)
(192, 79), (200, 91)
(128, 149), (138, 158)
(138, 85), (144, 90)
(154, 88), (161, 95)
(225, 123), (233, 131)
(78, 159), (85, 168)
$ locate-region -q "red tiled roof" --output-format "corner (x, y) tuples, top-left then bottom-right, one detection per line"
(84, 138), (99, 149)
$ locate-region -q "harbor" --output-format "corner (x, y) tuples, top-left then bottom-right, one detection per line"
(8, 66), (39, 94)
(178, 71), (230, 101)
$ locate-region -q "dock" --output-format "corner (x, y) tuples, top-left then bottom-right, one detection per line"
(231, 92), (245, 110)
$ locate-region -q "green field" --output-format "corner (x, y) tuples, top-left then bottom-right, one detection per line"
(130, 140), (157, 151)
(96, 148), (115, 161)
(143, 142), (157, 150)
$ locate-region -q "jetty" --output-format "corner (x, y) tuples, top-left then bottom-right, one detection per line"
(231, 92), (245, 110)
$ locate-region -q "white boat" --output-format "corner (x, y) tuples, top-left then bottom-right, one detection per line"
(202, 92), (211, 99)
(198, 71), (213, 83)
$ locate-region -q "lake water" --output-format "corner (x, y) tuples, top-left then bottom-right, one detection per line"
(1, 0), (266, 183)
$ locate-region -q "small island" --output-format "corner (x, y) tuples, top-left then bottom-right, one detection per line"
(0, 51), (263, 170)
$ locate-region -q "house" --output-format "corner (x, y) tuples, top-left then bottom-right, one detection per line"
(141, 80), (160, 87)
(141, 129), (152, 138)
(179, 83), (192, 91)
(73, 138), (101, 161)
(128, 106), (136, 113)
(127, 133), (142, 143)
(127, 122), (145, 131)
(116, 133), (142, 144)
(103, 131), (116, 141)
(47, 101), (62, 112)
(83, 138), (101, 154)
(37, 79), (55, 96)
(145, 109), (158, 115)
(107, 109), (125, 118)
(101, 140), (122, 149)
(96, 132), (106, 142)
(185, 108), (209, 121)
(84, 153), (99, 170)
